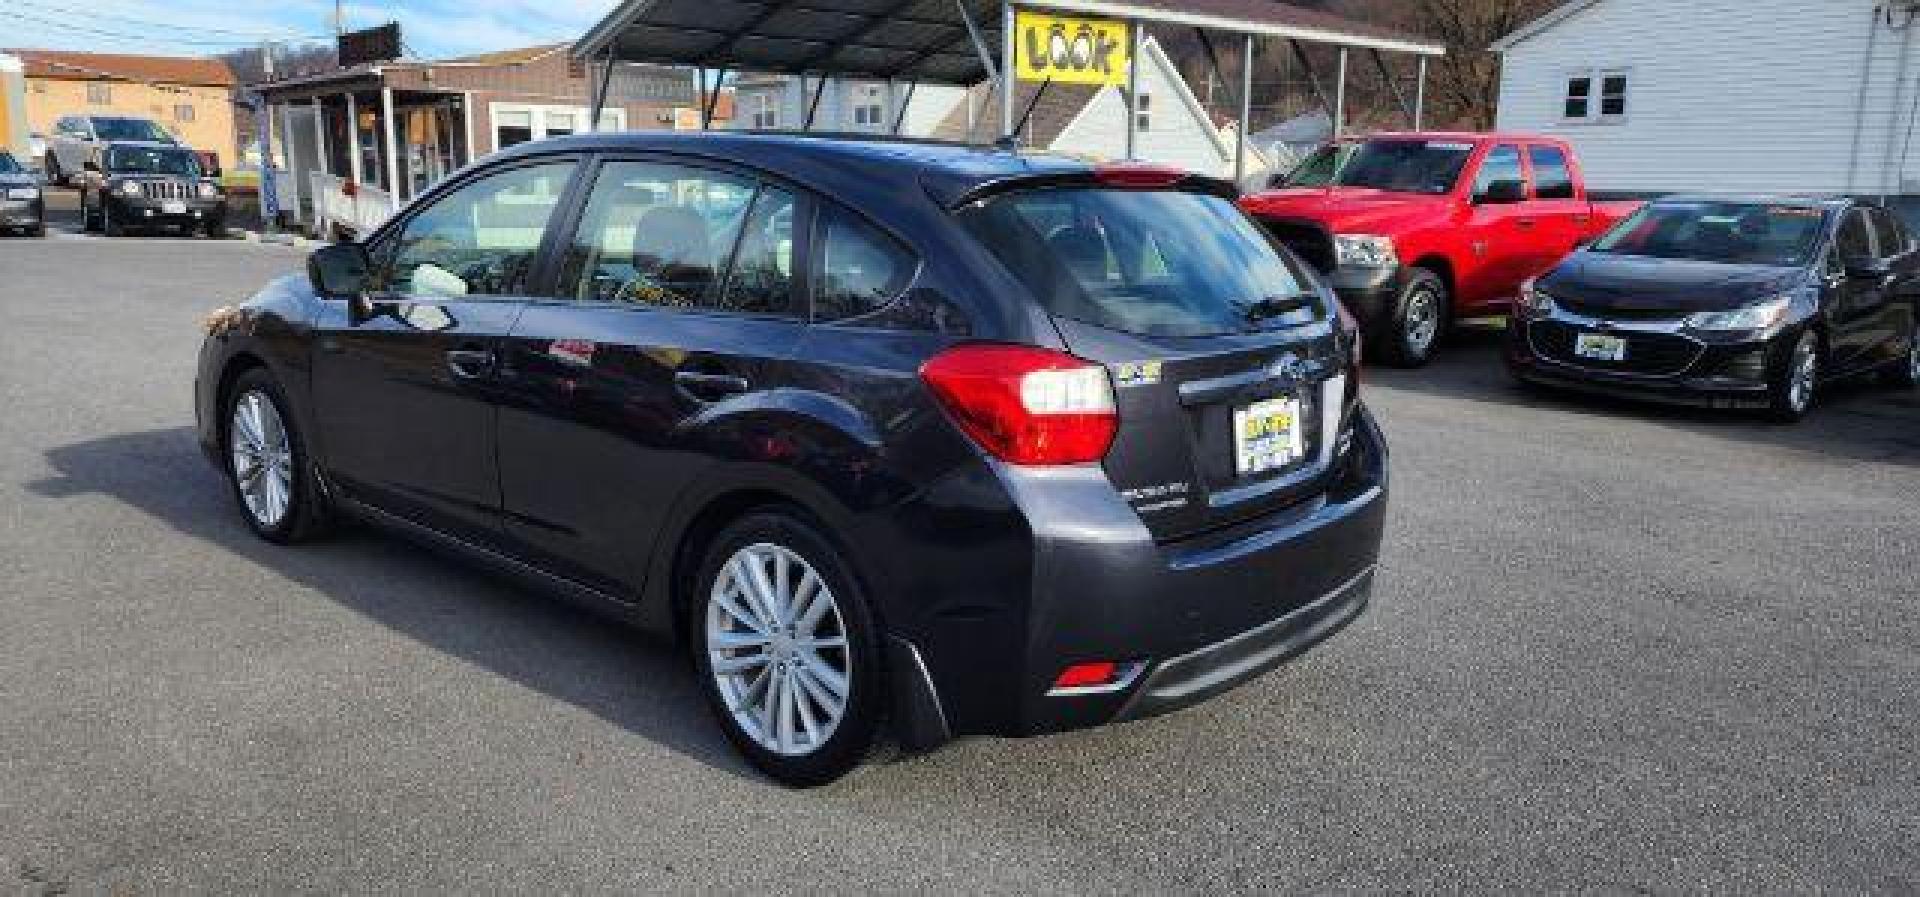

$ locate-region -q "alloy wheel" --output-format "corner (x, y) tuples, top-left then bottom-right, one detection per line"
(1404, 288), (1440, 355)
(1787, 334), (1818, 413)
(705, 542), (851, 758)
(229, 389), (294, 528)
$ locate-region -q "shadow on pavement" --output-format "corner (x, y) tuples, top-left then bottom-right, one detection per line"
(1368, 322), (1920, 467)
(26, 425), (756, 781)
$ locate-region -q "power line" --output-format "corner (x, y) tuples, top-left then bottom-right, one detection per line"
(8, 0), (327, 41)
(0, 9), (303, 47)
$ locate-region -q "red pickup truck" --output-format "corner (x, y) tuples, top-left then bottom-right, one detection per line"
(1241, 132), (1641, 366)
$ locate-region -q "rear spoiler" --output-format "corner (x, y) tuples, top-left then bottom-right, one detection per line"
(933, 163), (1240, 210)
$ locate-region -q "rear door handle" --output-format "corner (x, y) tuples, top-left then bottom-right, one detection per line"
(674, 370), (751, 399)
(446, 347), (496, 379)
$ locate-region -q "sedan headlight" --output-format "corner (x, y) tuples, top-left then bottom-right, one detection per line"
(118, 180), (144, 197)
(1517, 278), (1556, 316)
(4, 186), (37, 201)
(198, 181), (221, 199)
(1334, 234), (1399, 268)
(1684, 294), (1794, 331)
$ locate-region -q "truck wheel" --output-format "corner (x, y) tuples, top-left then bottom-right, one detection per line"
(1377, 268), (1448, 368)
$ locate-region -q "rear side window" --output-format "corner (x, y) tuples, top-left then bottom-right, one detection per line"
(1473, 145), (1525, 199)
(957, 188), (1315, 338)
(1870, 208), (1909, 258)
(1528, 146), (1575, 200)
(813, 205), (916, 321)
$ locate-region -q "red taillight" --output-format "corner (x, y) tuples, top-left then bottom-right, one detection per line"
(1052, 662), (1120, 690)
(1092, 162), (1187, 189)
(920, 344), (1118, 465)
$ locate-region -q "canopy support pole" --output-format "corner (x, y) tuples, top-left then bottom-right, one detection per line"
(1287, 39), (1335, 123)
(380, 85), (402, 209)
(1415, 56), (1428, 129)
(998, 0), (1016, 143)
(461, 92), (477, 163)
(1124, 20), (1141, 160)
(702, 68), (729, 130)
(345, 92), (363, 185)
(1333, 47), (1348, 139)
(1237, 34), (1254, 187)
(803, 75), (827, 131)
(892, 80), (918, 135)
(590, 46), (615, 131)
(1370, 48), (1414, 126)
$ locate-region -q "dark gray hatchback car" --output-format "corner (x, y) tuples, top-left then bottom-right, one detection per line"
(194, 133), (1387, 785)
(0, 151), (45, 237)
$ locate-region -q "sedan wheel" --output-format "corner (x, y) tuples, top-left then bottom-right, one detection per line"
(1883, 321), (1920, 389)
(224, 369), (331, 543)
(692, 512), (883, 787)
(1768, 331), (1819, 422)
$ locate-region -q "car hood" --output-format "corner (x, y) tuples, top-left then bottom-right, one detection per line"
(0, 173), (38, 188)
(1542, 253), (1808, 312)
(1239, 186), (1455, 235)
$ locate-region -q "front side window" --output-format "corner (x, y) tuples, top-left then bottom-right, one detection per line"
(1528, 145), (1575, 200)
(383, 161), (576, 299)
(1837, 209), (1875, 262)
(1593, 201), (1829, 267)
(1473, 145), (1525, 199)
(958, 188), (1315, 338)
(556, 160), (768, 310)
(1870, 208), (1909, 258)
(1337, 139), (1474, 195)
(814, 205), (915, 321)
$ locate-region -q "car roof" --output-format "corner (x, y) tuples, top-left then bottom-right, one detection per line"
(1649, 194), (1854, 210)
(1362, 130), (1560, 144)
(491, 131), (1226, 208)
(102, 140), (187, 150)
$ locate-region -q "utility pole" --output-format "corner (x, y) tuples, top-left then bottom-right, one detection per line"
(334, 1), (346, 37)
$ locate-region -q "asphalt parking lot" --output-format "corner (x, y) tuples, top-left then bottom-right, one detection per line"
(2, 232), (1917, 892)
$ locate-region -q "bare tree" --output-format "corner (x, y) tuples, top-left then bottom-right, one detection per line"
(1336, 0), (1560, 129)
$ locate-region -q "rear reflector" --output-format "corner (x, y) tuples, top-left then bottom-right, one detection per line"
(1053, 662), (1121, 689)
(1092, 162), (1188, 189)
(920, 344), (1118, 465)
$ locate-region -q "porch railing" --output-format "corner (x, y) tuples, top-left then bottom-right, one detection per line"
(307, 172), (395, 240)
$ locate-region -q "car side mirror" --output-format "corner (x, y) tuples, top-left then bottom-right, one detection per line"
(1476, 179), (1527, 204)
(309, 243), (374, 300)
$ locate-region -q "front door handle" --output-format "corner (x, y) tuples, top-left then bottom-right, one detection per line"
(674, 370), (751, 400)
(1515, 217), (1537, 228)
(446, 347), (496, 379)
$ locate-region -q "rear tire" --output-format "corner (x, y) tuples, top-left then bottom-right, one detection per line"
(1376, 268), (1448, 368)
(224, 368), (333, 543)
(688, 509), (885, 787)
(1766, 329), (1820, 423)
(1879, 317), (1919, 389)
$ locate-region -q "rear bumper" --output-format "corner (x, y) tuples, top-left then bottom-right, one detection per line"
(0, 198), (43, 227)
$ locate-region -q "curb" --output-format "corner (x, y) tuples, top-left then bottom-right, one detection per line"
(239, 230), (325, 249)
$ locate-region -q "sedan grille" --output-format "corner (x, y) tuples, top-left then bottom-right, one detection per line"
(141, 181), (194, 201)
(1555, 297), (1688, 322)
(1528, 320), (1703, 376)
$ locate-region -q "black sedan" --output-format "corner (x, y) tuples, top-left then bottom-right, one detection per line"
(0, 150), (45, 237)
(193, 132), (1386, 786)
(1508, 196), (1920, 421)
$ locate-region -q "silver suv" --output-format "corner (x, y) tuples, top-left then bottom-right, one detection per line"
(44, 115), (177, 187)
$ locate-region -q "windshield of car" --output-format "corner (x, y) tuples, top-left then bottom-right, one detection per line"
(93, 118), (172, 142)
(0, 152), (21, 174)
(106, 146), (201, 177)
(1281, 143), (1350, 188)
(958, 188), (1319, 338)
(1590, 202), (1828, 267)
(1332, 139), (1474, 195)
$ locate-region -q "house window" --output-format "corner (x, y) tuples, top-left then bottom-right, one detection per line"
(87, 82), (111, 104)
(1136, 93), (1152, 131)
(751, 94), (777, 129)
(545, 111), (576, 138)
(174, 104), (195, 123)
(495, 110), (534, 149)
(1564, 69), (1628, 123)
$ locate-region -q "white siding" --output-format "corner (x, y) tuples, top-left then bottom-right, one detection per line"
(1050, 38), (1237, 176)
(1496, 0), (1920, 196)
(729, 77), (966, 137)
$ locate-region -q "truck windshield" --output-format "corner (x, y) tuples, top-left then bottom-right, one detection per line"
(1590, 202), (1828, 267)
(106, 146), (201, 177)
(1334, 139), (1473, 195)
(958, 188), (1319, 338)
(93, 118), (172, 142)
(0, 152), (22, 174)
(1280, 143), (1351, 188)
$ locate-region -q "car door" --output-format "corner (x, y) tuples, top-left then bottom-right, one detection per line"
(493, 156), (810, 594)
(1861, 207), (1916, 367)
(1523, 143), (1587, 272)
(1828, 207), (1887, 369)
(1457, 143), (1533, 310)
(310, 156), (581, 548)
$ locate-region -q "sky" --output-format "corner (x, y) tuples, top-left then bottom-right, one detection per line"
(3, 0), (613, 61)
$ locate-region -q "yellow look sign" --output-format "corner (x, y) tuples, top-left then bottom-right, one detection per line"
(1013, 9), (1132, 86)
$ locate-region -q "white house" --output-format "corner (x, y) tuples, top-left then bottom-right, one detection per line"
(1492, 0), (1920, 202)
(928, 36), (1270, 183)
(729, 75), (969, 137)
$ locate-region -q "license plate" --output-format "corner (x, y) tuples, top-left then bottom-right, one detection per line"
(162, 200), (187, 215)
(1234, 396), (1305, 476)
(1574, 332), (1628, 361)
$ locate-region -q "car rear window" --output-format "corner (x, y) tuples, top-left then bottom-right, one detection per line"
(956, 188), (1318, 338)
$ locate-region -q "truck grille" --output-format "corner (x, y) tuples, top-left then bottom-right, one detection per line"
(1528, 320), (1703, 376)
(141, 181), (194, 201)
(1260, 220), (1335, 274)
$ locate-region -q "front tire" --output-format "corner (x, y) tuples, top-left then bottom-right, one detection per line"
(1767, 329), (1820, 423)
(689, 510), (885, 787)
(1879, 317), (1919, 390)
(1376, 268), (1448, 368)
(102, 199), (125, 238)
(224, 369), (332, 543)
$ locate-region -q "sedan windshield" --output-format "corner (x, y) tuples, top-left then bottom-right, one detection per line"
(93, 118), (172, 142)
(1591, 202), (1828, 267)
(958, 188), (1317, 338)
(0, 152), (22, 174)
(107, 146), (201, 177)
(1333, 139), (1473, 195)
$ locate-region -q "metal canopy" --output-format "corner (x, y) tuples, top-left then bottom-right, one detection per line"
(572, 0), (1444, 86)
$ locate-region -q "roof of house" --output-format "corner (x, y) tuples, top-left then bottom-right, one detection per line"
(1489, 0), (1605, 52)
(928, 81), (1105, 146)
(448, 43), (570, 66)
(6, 49), (236, 86)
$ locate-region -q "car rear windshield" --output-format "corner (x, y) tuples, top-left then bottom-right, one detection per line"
(94, 118), (171, 142)
(0, 152), (21, 174)
(107, 146), (201, 177)
(957, 188), (1319, 338)
(1333, 139), (1474, 195)
(1591, 202), (1827, 267)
